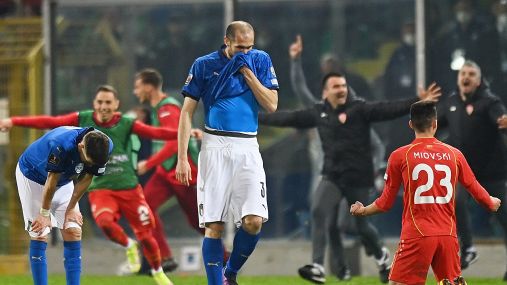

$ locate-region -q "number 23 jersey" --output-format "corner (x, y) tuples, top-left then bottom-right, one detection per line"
(375, 137), (495, 239)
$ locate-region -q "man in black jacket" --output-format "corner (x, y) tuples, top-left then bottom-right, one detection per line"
(259, 72), (440, 284)
(437, 60), (507, 277)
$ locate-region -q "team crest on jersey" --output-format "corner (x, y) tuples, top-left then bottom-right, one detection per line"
(184, 74), (193, 86)
(48, 154), (60, 165)
(75, 163), (84, 174)
(466, 104), (474, 115)
(338, 113), (347, 124)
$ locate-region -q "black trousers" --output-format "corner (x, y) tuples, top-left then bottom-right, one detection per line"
(311, 176), (383, 268)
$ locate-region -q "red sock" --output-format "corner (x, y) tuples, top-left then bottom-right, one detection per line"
(95, 214), (128, 247)
(137, 230), (161, 269)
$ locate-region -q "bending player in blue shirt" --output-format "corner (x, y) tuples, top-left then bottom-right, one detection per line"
(176, 21), (278, 285)
(16, 126), (112, 285)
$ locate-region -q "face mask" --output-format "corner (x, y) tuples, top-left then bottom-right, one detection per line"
(456, 11), (472, 24)
(402, 33), (415, 46)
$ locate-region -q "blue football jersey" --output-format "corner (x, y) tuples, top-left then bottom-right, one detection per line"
(19, 126), (113, 187)
(182, 46), (279, 134)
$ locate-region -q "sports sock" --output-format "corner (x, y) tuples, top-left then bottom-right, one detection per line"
(139, 235), (162, 269)
(30, 240), (48, 285)
(96, 215), (128, 247)
(225, 227), (260, 278)
(202, 237), (223, 285)
(63, 241), (81, 285)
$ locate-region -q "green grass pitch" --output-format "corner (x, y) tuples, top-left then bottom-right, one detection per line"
(0, 275), (503, 285)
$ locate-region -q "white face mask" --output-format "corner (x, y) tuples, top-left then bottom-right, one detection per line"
(402, 34), (415, 46)
(456, 11), (472, 24)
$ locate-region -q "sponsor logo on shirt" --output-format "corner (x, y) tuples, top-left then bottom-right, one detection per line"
(48, 154), (60, 165)
(213, 71), (220, 76)
(184, 74), (193, 86)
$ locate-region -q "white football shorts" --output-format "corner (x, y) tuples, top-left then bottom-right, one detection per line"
(197, 132), (269, 228)
(16, 164), (79, 237)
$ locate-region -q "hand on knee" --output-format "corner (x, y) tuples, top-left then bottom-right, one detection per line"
(242, 216), (262, 234)
(62, 227), (82, 241)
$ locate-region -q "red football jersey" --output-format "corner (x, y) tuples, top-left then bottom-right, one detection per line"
(375, 137), (494, 239)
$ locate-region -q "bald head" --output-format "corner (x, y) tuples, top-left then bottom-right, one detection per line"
(223, 21), (255, 59)
(225, 21), (254, 40)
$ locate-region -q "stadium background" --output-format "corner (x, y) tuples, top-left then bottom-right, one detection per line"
(0, 0), (506, 281)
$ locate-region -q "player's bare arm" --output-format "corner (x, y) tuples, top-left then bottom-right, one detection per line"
(176, 97), (198, 186)
(31, 172), (60, 235)
(417, 82), (442, 102)
(65, 173), (93, 227)
(240, 66), (278, 113)
(350, 201), (383, 217)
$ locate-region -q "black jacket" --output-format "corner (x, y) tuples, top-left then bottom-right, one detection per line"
(259, 95), (417, 188)
(437, 86), (507, 182)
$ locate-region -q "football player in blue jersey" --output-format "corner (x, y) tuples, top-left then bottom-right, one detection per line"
(15, 126), (112, 285)
(175, 21), (278, 285)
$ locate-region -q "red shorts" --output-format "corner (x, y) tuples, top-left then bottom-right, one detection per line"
(389, 236), (461, 285)
(89, 185), (155, 233)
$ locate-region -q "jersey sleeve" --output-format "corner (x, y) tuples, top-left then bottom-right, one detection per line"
(456, 148), (495, 210)
(256, 52), (279, 90)
(374, 151), (403, 211)
(12, 112), (79, 129)
(45, 140), (68, 173)
(182, 59), (203, 101)
(131, 120), (177, 140)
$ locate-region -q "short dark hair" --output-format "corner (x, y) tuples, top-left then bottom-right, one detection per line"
(135, 68), (163, 89)
(83, 131), (110, 165)
(410, 101), (437, 132)
(96, 85), (118, 99)
(321, 72), (345, 88)
(225, 21), (254, 40)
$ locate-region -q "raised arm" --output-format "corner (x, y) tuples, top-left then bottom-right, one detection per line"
(258, 107), (318, 129)
(131, 120), (177, 140)
(0, 112), (79, 132)
(289, 35), (318, 106)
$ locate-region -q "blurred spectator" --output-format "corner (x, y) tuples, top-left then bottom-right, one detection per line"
(492, 0), (507, 101)
(136, 12), (196, 90)
(429, 0), (501, 95)
(22, 0), (41, 16)
(0, 0), (15, 17)
(383, 21), (416, 156)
